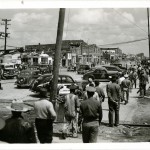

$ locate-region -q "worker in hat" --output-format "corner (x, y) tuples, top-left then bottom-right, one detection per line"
(138, 70), (149, 97)
(106, 75), (122, 127)
(0, 101), (36, 143)
(80, 86), (103, 143)
(120, 74), (132, 105)
(83, 83), (100, 102)
(62, 84), (80, 139)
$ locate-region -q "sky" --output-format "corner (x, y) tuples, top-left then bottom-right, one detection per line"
(0, 8), (149, 56)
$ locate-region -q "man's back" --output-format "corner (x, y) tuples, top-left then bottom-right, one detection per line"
(0, 116), (36, 143)
(121, 79), (131, 88)
(107, 82), (121, 102)
(80, 97), (102, 124)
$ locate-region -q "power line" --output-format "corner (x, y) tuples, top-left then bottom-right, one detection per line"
(98, 37), (148, 47)
(113, 8), (147, 34)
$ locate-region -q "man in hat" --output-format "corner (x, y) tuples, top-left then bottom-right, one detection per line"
(80, 86), (103, 143)
(107, 75), (122, 127)
(0, 101), (36, 143)
(62, 84), (80, 139)
(120, 74), (132, 105)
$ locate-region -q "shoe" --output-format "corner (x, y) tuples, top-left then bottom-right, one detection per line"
(124, 101), (128, 105)
(62, 133), (67, 139)
(0, 87), (3, 90)
(114, 124), (119, 127)
(108, 124), (114, 127)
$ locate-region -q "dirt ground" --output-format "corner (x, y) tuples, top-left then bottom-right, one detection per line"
(1, 90), (150, 143)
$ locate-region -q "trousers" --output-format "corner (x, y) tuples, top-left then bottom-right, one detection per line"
(108, 101), (120, 126)
(139, 84), (146, 96)
(82, 124), (99, 143)
(35, 118), (53, 143)
(62, 116), (78, 136)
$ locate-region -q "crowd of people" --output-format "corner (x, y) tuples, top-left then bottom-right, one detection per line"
(0, 63), (149, 143)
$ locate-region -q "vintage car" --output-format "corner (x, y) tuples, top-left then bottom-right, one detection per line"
(77, 64), (91, 74)
(82, 66), (119, 81)
(30, 74), (79, 96)
(82, 66), (119, 90)
(15, 69), (41, 88)
(0, 63), (16, 79)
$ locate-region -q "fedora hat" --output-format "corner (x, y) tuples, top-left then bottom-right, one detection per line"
(6, 101), (29, 112)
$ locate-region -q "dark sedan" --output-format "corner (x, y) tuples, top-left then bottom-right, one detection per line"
(82, 66), (118, 81)
(30, 74), (78, 96)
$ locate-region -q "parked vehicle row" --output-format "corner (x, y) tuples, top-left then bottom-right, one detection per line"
(14, 64), (124, 98)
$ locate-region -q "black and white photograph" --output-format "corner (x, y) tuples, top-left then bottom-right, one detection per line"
(0, 0), (150, 148)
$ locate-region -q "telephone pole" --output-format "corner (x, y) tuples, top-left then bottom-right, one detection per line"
(50, 8), (65, 102)
(147, 8), (150, 58)
(2, 19), (11, 54)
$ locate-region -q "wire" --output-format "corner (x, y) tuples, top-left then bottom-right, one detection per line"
(113, 8), (147, 34)
(98, 37), (148, 47)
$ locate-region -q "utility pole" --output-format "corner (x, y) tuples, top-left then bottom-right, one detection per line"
(50, 8), (65, 102)
(147, 8), (150, 58)
(2, 19), (11, 54)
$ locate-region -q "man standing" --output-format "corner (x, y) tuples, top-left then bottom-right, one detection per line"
(139, 70), (149, 97)
(34, 92), (57, 143)
(80, 86), (103, 143)
(107, 75), (122, 127)
(62, 85), (80, 139)
(0, 101), (36, 143)
(121, 74), (132, 105)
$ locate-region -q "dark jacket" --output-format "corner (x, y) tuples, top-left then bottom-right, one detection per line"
(80, 97), (102, 125)
(0, 116), (36, 143)
(107, 82), (121, 103)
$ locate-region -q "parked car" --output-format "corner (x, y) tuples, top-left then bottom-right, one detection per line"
(30, 74), (79, 96)
(15, 69), (41, 88)
(82, 66), (118, 81)
(77, 64), (91, 74)
(0, 63), (16, 79)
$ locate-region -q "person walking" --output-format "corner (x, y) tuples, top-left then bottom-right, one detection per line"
(139, 70), (149, 97)
(80, 86), (103, 143)
(132, 70), (138, 89)
(34, 92), (57, 143)
(120, 74), (132, 105)
(107, 75), (122, 127)
(62, 84), (80, 139)
(0, 101), (36, 143)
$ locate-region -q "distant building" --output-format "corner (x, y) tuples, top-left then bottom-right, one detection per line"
(100, 47), (122, 62)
